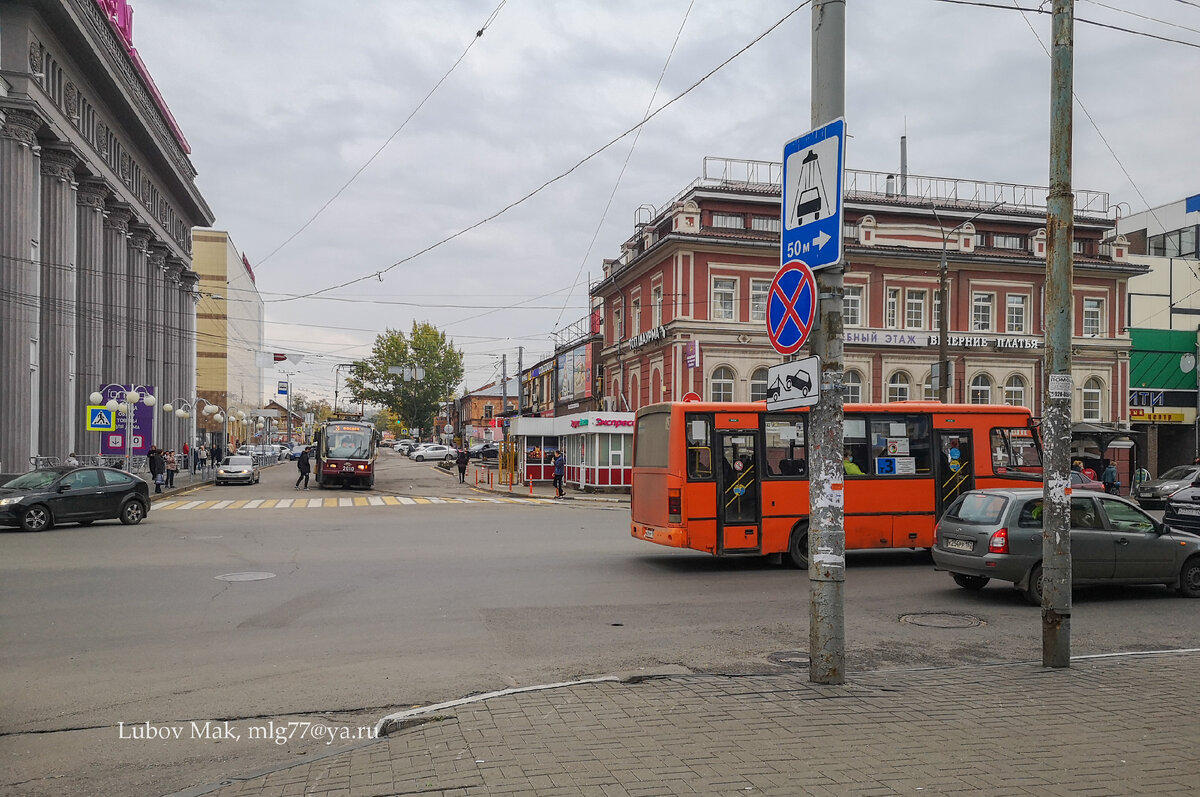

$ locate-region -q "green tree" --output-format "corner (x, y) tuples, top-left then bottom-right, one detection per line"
(346, 323), (463, 434)
(290, 392), (335, 424)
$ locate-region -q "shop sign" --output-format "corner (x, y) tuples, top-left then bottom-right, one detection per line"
(845, 330), (1042, 349)
(624, 325), (667, 351)
(570, 418), (634, 429)
(1130, 408), (1187, 423)
(1129, 389), (1195, 408)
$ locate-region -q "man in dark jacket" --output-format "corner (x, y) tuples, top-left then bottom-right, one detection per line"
(147, 446), (166, 493)
(455, 448), (470, 483)
(553, 450), (566, 498)
(295, 446), (312, 490)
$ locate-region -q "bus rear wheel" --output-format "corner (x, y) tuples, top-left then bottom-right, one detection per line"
(788, 522), (809, 569)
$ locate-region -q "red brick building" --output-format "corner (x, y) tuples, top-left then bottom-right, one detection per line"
(591, 158), (1142, 421)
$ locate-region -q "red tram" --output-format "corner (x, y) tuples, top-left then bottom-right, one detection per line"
(313, 420), (380, 488)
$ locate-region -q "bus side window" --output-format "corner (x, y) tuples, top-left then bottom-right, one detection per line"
(685, 414), (713, 480)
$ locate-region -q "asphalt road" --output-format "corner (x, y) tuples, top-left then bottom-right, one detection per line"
(2, 450), (1197, 796)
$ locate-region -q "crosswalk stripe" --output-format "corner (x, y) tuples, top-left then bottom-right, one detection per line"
(352, 497), (369, 507)
(309, 498), (325, 508)
(243, 500), (263, 509)
(367, 496), (384, 506)
(148, 493), (549, 512)
(397, 497), (416, 505)
(228, 500), (251, 509)
(338, 498), (353, 507)
(156, 500), (180, 510)
(382, 496), (401, 506)
(260, 499), (279, 508)
(212, 500), (234, 510)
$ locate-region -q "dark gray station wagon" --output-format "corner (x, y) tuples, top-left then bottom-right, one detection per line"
(933, 488), (1200, 604)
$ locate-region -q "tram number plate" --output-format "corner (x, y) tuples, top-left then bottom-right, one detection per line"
(342, 464), (355, 473)
(944, 538), (973, 551)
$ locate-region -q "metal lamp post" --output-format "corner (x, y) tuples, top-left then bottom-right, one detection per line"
(931, 200), (1006, 402)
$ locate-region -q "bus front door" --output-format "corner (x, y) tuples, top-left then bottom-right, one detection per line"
(716, 431), (760, 554)
(936, 430), (975, 516)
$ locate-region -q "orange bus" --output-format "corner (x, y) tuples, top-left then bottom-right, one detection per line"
(630, 401), (1043, 566)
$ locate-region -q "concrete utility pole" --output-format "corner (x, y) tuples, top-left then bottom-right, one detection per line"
(808, 0), (846, 685)
(517, 346), (524, 417)
(1042, 0), (1075, 668)
(501, 354), (508, 443)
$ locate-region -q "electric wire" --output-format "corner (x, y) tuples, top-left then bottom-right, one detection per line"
(254, 0), (508, 269)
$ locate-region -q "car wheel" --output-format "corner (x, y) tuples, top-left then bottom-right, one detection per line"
(787, 522), (809, 569)
(415, 455), (424, 462)
(952, 573), (990, 590)
(1179, 556), (1200, 598)
(1023, 563), (1043, 606)
(20, 505), (53, 532)
(119, 499), (145, 526)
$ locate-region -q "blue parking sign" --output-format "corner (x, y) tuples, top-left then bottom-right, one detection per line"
(782, 118), (845, 270)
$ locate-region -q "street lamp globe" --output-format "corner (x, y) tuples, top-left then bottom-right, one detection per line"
(176, 408), (189, 419)
(125, 390), (140, 404)
(143, 395), (156, 407)
(162, 402), (174, 413)
(105, 398), (119, 411)
(203, 405), (219, 416)
(89, 391), (104, 405)
(213, 413), (225, 423)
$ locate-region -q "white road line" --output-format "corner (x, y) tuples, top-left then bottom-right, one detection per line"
(212, 500), (233, 509)
(367, 496), (385, 506)
(275, 498), (293, 509)
(307, 498), (324, 508)
(243, 500), (263, 509)
(177, 500), (204, 510)
(428, 497), (446, 504)
(156, 500), (179, 509)
(396, 497), (416, 505)
(338, 497), (352, 507)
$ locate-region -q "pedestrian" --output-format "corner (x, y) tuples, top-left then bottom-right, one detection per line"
(553, 449), (566, 498)
(148, 446), (166, 494)
(1081, 462), (1097, 481)
(295, 446), (311, 490)
(1101, 459), (1119, 495)
(165, 449), (178, 487)
(197, 444), (208, 473)
(456, 447), (469, 483)
(64, 452), (80, 467)
(1071, 460), (1083, 473)
(210, 443), (221, 466)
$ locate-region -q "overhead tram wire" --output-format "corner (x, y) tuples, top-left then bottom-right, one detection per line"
(928, 0), (1200, 46)
(552, 0), (696, 333)
(1080, 0), (1200, 36)
(254, 0), (508, 270)
(264, 0), (816, 306)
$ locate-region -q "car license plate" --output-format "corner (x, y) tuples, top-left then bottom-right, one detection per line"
(944, 538), (973, 551)
(1176, 506), (1200, 516)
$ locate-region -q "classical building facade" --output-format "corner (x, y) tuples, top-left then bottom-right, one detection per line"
(0, 0), (213, 469)
(591, 158), (1141, 424)
(191, 230), (264, 447)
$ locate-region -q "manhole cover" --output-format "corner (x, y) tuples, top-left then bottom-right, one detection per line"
(899, 612), (984, 629)
(767, 651), (810, 667)
(215, 572), (276, 582)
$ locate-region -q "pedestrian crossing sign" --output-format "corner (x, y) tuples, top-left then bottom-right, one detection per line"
(86, 405), (117, 431)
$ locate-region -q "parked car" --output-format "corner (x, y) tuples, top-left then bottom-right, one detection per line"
(411, 444), (454, 462)
(932, 487), (1200, 604)
(0, 466), (150, 531)
(469, 442), (499, 461)
(407, 444), (434, 458)
(285, 443), (309, 460)
(1164, 477), (1200, 534)
(395, 440), (416, 454)
(215, 455), (261, 486)
(1130, 465), (1200, 509)
(1070, 470), (1105, 492)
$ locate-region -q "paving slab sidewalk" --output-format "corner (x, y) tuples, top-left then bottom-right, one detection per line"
(176, 650), (1200, 797)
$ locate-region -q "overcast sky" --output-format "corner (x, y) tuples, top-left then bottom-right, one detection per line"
(129, 0), (1200, 402)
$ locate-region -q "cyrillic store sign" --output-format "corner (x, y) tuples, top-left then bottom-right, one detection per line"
(624, 325), (667, 351)
(844, 329), (1041, 350)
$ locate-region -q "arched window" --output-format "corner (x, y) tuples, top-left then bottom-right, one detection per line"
(652, 369), (662, 404)
(1082, 377), (1103, 421)
(629, 375), (639, 412)
(970, 374), (993, 404)
(845, 370), (863, 403)
(886, 371), (910, 403)
(710, 366), (734, 403)
(1004, 375), (1026, 407)
(923, 373), (936, 401)
(749, 367), (769, 402)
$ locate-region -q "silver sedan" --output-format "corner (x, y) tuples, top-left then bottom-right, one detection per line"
(215, 455), (261, 486)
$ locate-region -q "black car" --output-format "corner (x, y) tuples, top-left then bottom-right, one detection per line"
(1165, 477), (1200, 534)
(0, 466), (151, 532)
(469, 442), (500, 461)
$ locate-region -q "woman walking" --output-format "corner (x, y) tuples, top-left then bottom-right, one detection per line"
(165, 449), (178, 488)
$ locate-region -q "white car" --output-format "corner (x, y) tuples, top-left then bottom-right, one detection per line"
(411, 444), (454, 462)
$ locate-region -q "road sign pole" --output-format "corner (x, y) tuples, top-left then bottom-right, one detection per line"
(807, 0), (846, 686)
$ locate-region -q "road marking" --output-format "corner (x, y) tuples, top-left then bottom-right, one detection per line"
(428, 497), (446, 504)
(382, 496), (401, 505)
(212, 500), (234, 510)
(156, 500), (180, 510)
(228, 500), (250, 509)
(243, 500), (263, 509)
(323, 498), (338, 508)
(353, 497), (369, 507)
(367, 496), (385, 506)
(397, 497), (416, 505)
(261, 499), (280, 508)
(150, 493), (553, 512)
(337, 498), (352, 508)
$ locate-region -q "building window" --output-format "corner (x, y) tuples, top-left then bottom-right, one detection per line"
(751, 216), (780, 233)
(886, 287), (900, 328)
(631, 298), (641, 336)
(1082, 377), (1103, 421)
(905, 289), (926, 330)
(483, 404), (494, 419)
(923, 373), (936, 401)
(970, 374), (993, 404)
(750, 367), (769, 402)
(972, 292), (993, 332)
(1149, 228), (1199, 258)
(843, 285), (863, 327)
(710, 366), (734, 402)
(933, 292), (942, 330)
(1006, 294), (1027, 333)
(843, 221), (859, 240)
(750, 279), (770, 322)
(652, 285), (663, 328)
(887, 372), (911, 402)
(1072, 239), (1087, 255)
(1004, 375), (1026, 407)
(973, 232), (987, 249)
(993, 234), (1026, 250)
(712, 278), (736, 321)
(845, 370), (863, 403)
(1083, 297), (1103, 336)
(712, 213), (743, 230)
(612, 306), (623, 342)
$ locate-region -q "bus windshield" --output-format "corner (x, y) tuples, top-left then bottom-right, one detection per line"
(322, 425), (375, 460)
